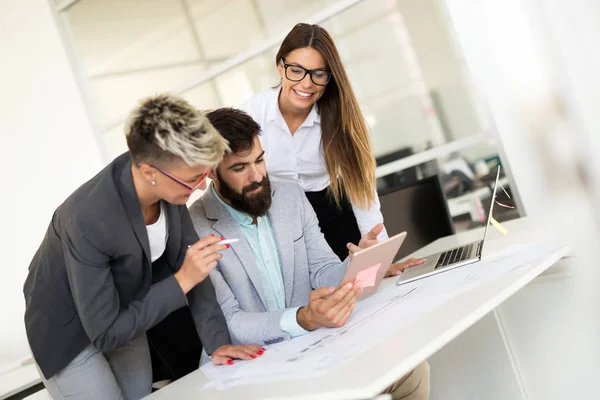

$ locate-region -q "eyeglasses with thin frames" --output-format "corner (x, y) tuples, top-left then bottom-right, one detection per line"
(281, 57), (332, 86)
(150, 165), (209, 195)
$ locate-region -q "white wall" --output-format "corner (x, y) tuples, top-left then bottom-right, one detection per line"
(439, 0), (600, 398)
(535, 0), (600, 219)
(429, 313), (524, 400)
(0, 0), (106, 372)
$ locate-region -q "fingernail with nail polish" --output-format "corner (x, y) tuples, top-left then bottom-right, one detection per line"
(250, 355), (256, 359)
(226, 244), (230, 248)
(227, 359), (233, 365)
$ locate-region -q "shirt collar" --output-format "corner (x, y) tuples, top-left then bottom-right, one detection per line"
(267, 86), (321, 130)
(211, 183), (254, 227)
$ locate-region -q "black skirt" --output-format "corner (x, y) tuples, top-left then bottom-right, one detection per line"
(304, 187), (362, 261)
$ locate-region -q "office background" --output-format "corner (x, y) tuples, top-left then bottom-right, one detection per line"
(2, 0), (600, 398)
(62, 0), (524, 231)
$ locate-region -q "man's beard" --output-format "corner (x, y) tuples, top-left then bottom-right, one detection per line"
(216, 171), (272, 217)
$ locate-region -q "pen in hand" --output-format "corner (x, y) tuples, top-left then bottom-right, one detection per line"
(217, 239), (239, 245)
(188, 238), (239, 248)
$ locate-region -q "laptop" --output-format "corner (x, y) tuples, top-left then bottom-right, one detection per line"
(396, 166), (501, 286)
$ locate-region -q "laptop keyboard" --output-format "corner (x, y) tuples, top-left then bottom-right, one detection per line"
(435, 243), (475, 269)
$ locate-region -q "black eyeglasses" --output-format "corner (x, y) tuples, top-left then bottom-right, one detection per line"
(281, 57), (332, 86)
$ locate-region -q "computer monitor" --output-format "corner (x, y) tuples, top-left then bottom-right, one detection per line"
(379, 175), (455, 261)
(375, 147), (418, 191)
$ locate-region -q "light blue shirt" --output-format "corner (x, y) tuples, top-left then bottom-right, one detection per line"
(212, 185), (308, 338)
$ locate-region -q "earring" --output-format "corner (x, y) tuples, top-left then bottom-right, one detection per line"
(151, 180), (156, 186)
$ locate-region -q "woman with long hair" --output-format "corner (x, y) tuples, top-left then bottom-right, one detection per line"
(242, 23), (424, 272)
(241, 23), (429, 400)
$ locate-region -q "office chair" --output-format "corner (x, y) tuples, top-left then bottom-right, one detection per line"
(379, 175), (455, 261)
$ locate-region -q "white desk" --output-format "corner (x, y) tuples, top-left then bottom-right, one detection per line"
(0, 363), (41, 400)
(146, 218), (568, 400)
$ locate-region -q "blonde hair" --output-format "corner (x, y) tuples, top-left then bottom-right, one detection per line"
(276, 23), (376, 208)
(125, 94), (230, 167)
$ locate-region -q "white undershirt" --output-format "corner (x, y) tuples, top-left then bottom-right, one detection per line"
(146, 202), (169, 262)
(240, 87), (388, 240)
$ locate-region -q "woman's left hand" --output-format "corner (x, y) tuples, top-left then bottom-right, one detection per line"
(212, 344), (265, 365)
(357, 223), (384, 249)
(385, 258), (427, 277)
(346, 223), (384, 258)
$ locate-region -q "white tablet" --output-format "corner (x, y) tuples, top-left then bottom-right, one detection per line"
(340, 232), (408, 299)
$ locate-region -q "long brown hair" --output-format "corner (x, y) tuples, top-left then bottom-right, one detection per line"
(275, 23), (376, 209)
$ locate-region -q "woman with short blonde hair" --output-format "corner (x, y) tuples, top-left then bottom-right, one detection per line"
(24, 94), (263, 400)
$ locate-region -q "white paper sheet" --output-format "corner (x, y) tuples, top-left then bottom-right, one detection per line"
(200, 243), (566, 390)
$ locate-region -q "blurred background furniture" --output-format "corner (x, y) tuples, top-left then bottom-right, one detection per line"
(379, 175), (454, 260)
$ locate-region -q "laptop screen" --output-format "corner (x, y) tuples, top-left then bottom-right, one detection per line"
(479, 166), (501, 257)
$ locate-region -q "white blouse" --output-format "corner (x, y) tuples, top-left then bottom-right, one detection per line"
(241, 87), (388, 240)
(146, 201), (168, 262)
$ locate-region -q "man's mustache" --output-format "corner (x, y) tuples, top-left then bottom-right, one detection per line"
(242, 178), (267, 195)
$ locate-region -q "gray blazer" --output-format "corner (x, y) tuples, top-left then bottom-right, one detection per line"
(23, 152), (230, 379)
(189, 182), (350, 345)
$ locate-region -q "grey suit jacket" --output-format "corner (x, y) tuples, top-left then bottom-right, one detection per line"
(23, 152), (230, 379)
(188, 182), (350, 345)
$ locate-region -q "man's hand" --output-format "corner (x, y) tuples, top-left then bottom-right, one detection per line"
(346, 223), (384, 257)
(212, 344), (265, 365)
(174, 234), (228, 294)
(297, 282), (362, 331)
(385, 258), (427, 277)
